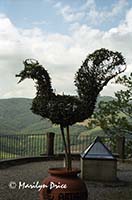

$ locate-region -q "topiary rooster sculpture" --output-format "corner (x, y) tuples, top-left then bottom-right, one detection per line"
(16, 48), (126, 170)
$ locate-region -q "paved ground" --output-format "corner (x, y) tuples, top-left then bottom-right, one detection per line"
(0, 160), (132, 200)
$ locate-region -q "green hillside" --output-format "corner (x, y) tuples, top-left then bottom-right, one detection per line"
(0, 98), (52, 135)
(0, 96), (114, 159)
(97, 95), (114, 103)
(0, 96), (113, 135)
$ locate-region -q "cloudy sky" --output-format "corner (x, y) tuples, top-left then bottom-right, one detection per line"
(0, 0), (132, 99)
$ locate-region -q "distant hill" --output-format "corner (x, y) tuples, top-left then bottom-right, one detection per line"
(0, 96), (114, 135)
(0, 98), (52, 135)
(97, 95), (114, 103)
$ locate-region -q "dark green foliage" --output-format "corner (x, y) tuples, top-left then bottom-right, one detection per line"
(16, 59), (53, 96)
(91, 73), (132, 136)
(114, 73), (132, 119)
(16, 49), (126, 127)
(0, 98), (89, 136)
(16, 48), (126, 169)
(16, 59), (54, 120)
(0, 96), (114, 136)
(74, 48), (126, 101)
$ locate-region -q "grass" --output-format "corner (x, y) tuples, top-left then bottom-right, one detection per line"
(0, 151), (18, 159)
(79, 126), (105, 137)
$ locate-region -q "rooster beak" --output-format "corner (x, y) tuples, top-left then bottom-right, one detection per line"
(15, 70), (27, 84)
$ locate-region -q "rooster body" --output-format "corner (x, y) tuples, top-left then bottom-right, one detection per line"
(16, 49), (126, 127)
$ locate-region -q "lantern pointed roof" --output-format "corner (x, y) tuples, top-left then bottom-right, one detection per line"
(81, 137), (115, 159)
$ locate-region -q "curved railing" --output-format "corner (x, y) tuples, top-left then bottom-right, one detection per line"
(0, 133), (132, 160)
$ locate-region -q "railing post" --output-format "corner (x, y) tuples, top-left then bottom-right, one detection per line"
(116, 136), (125, 160)
(46, 132), (55, 156)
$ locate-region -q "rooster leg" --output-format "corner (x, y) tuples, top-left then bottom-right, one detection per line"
(66, 126), (72, 170)
(60, 124), (69, 169)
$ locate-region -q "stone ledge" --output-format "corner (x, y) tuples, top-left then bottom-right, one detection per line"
(0, 154), (80, 169)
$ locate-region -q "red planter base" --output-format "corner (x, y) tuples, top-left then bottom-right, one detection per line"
(40, 168), (88, 200)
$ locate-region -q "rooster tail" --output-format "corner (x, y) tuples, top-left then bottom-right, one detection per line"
(74, 48), (126, 102)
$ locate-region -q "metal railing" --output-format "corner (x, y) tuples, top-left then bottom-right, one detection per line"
(0, 134), (47, 160)
(0, 133), (132, 160)
(54, 134), (96, 154)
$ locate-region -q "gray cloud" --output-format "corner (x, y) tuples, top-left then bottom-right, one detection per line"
(0, 8), (132, 98)
(54, 0), (128, 26)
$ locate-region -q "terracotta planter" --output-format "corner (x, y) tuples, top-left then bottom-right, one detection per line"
(40, 168), (88, 200)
